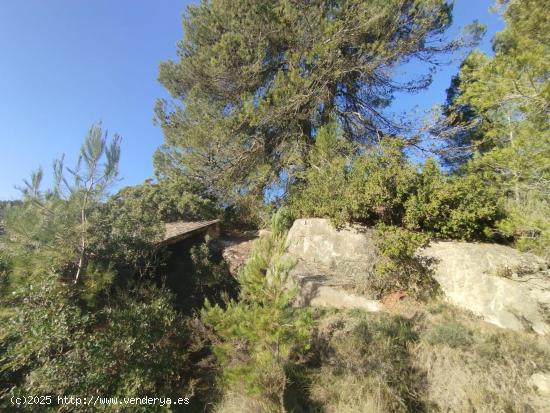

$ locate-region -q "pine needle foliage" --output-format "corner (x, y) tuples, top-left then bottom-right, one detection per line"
(155, 0), (483, 206)
(436, 0), (550, 256)
(202, 211), (313, 412)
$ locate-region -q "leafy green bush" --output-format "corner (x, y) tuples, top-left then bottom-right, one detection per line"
(109, 177), (220, 224)
(289, 130), (418, 229)
(403, 159), (502, 240)
(348, 141), (419, 226)
(288, 124), (356, 228)
(222, 192), (272, 231)
(496, 196), (550, 258)
(1, 274), (192, 413)
(0, 128), (229, 411)
(88, 188), (166, 282)
(289, 125), (501, 241)
(186, 237), (238, 309)
(372, 225), (437, 299)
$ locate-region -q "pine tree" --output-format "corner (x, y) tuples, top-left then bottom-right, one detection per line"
(202, 211), (312, 411)
(155, 0), (482, 205)
(437, 0), (550, 255)
(1, 124), (121, 285)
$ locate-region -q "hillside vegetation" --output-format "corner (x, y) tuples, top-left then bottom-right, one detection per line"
(1, 0), (549, 411)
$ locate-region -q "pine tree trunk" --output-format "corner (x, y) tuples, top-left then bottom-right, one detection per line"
(508, 115), (521, 205)
(74, 192), (89, 284)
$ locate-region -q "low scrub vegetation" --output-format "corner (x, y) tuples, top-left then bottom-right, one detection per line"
(217, 303), (550, 412)
(288, 127), (502, 242)
(203, 221), (550, 412)
(371, 225), (437, 299)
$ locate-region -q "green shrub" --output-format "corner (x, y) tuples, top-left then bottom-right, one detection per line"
(372, 225), (437, 299)
(188, 237), (238, 307)
(1, 275), (193, 413)
(223, 193), (272, 231)
(425, 321), (473, 349)
(404, 159), (502, 240)
(348, 140), (419, 226)
(496, 196), (550, 258)
(289, 125), (500, 241)
(289, 133), (418, 229)
(288, 126), (356, 228)
(202, 212), (313, 411)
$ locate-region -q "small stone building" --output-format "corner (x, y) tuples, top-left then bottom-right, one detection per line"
(160, 219), (221, 246)
(158, 219), (221, 310)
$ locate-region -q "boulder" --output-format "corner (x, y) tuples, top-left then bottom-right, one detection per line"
(290, 261), (382, 311)
(422, 241), (550, 335)
(285, 219), (550, 333)
(285, 218), (381, 310)
(285, 218), (378, 286)
(530, 372), (550, 395)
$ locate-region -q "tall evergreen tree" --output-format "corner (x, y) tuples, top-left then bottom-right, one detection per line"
(437, 0), (550, 254)
(155, 0), (481, 204)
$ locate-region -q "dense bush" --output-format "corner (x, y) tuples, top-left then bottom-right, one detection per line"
(0, 128), (236, 412)
(289, 125), (502, 241)
(437, 0), (550, 256)
(179, 237), (238, 312)
(1, 195), (82, 284)
(495, 196), (550, 258)
(403, 159), (502, 240)
(372, 225), (437, 299)
(222, 192), (272, 231)
(1, 274), (192, 412)
(109, 177), (220, 224)
(288, 127), (500, 297)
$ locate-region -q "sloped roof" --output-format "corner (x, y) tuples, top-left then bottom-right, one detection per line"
(161, 219), (220, 245)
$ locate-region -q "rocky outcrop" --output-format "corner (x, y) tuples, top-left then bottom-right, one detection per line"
(422, 241), (550, 335)
(224, 219), (550, 332)
(218, 232), (258, 276)
(291, 261), (382, 311)
(285, 218), (381, 311)
(284, 218), (550, 334)
(285, 218), (378, 287)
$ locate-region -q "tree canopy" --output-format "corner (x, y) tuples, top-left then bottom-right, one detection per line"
(437, 0), (550, 254)
(155, 0), (482, 204)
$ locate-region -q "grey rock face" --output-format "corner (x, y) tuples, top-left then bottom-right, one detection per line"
(285, 218), (378, 286)
(422, 241), (550, 335)
(285, 218), (381, 310)
(285, 219), (550, 334)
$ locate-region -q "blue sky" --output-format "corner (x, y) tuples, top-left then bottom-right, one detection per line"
(0, 1), (504, 199)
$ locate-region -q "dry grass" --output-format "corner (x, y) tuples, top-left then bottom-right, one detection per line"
(213, 391), (275, 413)
(304, 310), (434, 413)
(415, 301), (550, 412)
(213, 301), (550, 412)
(308, 372), (396, 413)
